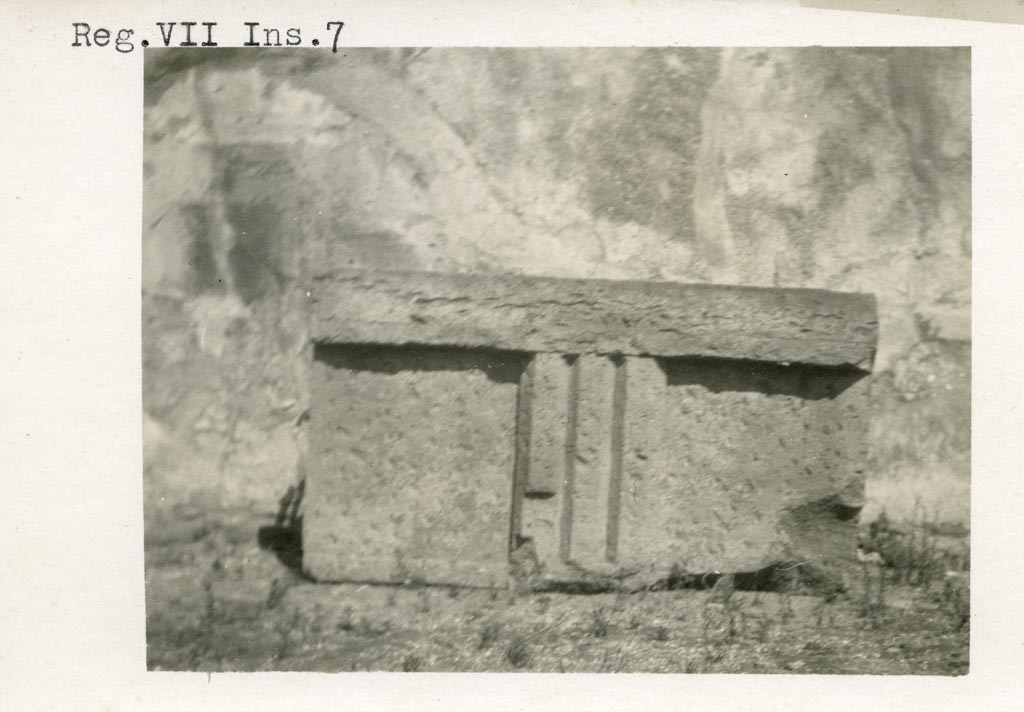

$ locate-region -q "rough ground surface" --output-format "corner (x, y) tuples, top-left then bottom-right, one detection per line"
(146, 513), (969, 674)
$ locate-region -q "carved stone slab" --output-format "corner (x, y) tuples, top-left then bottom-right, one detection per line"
(310, 269), (878, 369)
(303, 269), (877, 588)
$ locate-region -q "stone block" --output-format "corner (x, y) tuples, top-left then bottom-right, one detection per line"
(303, 344), (525, 586)
(311, 269), (878, 369)
(304, 269), (876, 588)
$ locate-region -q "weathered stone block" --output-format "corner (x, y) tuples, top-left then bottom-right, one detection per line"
(303, 269), (877, 588)
(303, 344), (526, 585)
(621, 359), (868, 579)
(310, 269), (878, 369)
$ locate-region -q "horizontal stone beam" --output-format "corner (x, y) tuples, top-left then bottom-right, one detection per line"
(311, 269), (878, 370)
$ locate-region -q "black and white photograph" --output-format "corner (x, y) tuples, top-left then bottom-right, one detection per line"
(141, 46), (970, 674)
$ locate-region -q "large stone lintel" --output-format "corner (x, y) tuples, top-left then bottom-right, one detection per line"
(311, 269), (878, 370)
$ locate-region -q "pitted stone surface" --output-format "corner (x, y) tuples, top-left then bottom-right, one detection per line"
(617, 356), (670, 578)
(311, 269), (878, 370)
(303, 344), (526, 585)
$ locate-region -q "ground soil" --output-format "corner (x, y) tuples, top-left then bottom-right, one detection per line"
(145, 512), (969, 674)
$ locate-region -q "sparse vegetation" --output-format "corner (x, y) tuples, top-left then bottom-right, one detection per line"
(505, 635), (531, 669)
(274, 607), (303, 662)
(337, 605), (356, 632)
(146, 514), (969, 674)
(588, 605), (611, 638)
(265, 577), (291, 610)
(535, 596), (551, 615)
(941, 571), (970, 631)
(478, 621), (501, 649)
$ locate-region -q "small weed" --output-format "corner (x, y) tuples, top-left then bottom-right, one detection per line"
(746, 593), (771, 641)
(202, 579), (217, 622)
(357, 615), (390, 637)
(777, 589), (795, 626)
(941, 571), (970, 631)
(505, 635), (531, 669)
(308, 605), (324, 635)
(337, 605), (356, 632)
(190, 523), (212, 543)
(666, 563), (695, 590)
(865, 504), (956, 589)
(401, 654), (423, 672)
(478, 621), (501, 650)
(274, 607), (303, 662)
(599, 645), (627, 673)
(754, 615), (773, 643)
(859, 560), (886, 617)
(589, 606), (611, 638)
(651, 625), (670, 642)
(183, 577), (219, 667)
(447, 586), (460, 599)
(612, 586), (627, 613)
(265, 577), (291, 610)
(813, 598), (834, 628)
(535, 596), (551, 615)
(703, 595), (745, 645)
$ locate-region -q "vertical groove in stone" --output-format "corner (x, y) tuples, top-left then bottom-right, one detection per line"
(559, 355), (580, 562)
(509, 356), (534, 554)
(525, 354), (563, 497)
(570, 355), (616, 566)
(606, 355), (627, 563)
(519, 353), (570, 577)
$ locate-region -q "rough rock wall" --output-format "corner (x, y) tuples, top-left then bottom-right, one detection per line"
(142, 47), (969, 527)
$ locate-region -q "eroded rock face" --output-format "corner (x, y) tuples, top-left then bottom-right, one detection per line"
(142, 47), (969, 538)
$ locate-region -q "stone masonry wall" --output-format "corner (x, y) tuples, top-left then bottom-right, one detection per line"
(142, 47), (970, 534)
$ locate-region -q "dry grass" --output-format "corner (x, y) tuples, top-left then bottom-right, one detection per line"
(504, 635), (531, 670)
(146, 515), (969, 674)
